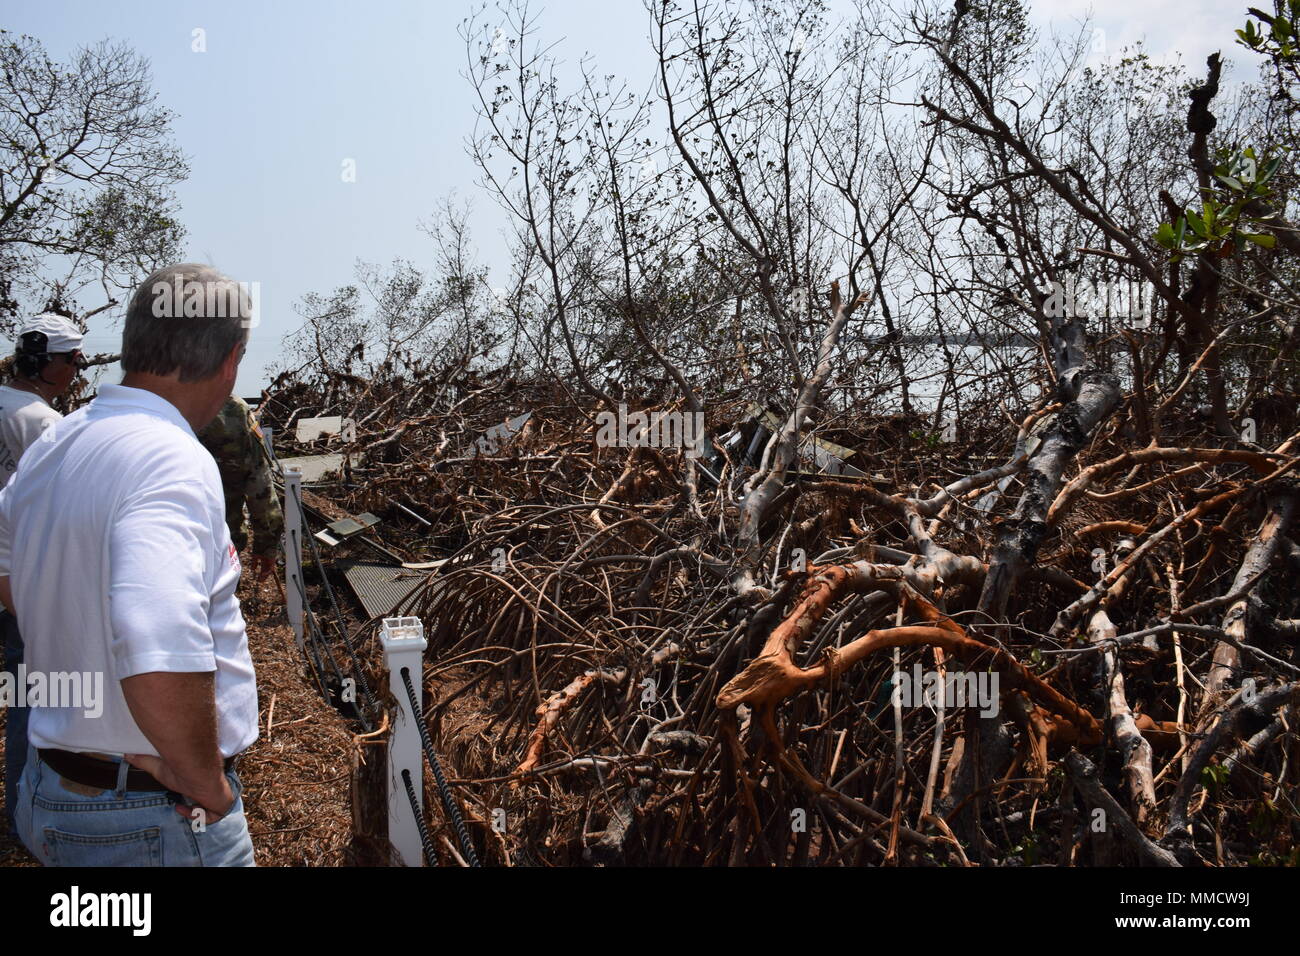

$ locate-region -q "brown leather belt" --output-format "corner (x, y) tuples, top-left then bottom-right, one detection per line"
(39, 749), (237, 793)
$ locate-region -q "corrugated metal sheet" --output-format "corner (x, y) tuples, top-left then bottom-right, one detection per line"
(340, 561), (432, 619)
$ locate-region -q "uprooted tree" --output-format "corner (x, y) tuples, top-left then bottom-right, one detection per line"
(265, 0), (1300, 866)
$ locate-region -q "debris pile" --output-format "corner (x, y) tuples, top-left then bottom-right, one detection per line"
(254, 355), (1300, 867)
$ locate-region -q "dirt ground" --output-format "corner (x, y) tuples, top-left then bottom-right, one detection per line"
(0, 552), (356, 867)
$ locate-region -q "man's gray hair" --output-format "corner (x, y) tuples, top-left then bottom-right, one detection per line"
(122, 263), (251, 382)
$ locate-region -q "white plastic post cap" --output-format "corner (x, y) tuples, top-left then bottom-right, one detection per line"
(380, 616), (427, 652)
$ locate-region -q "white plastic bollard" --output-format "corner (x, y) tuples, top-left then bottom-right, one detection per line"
(381, 616), (427, 867)
(283, 466), (304, 653)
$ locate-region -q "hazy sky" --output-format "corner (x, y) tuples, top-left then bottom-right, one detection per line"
(7, 0), (1250, 393)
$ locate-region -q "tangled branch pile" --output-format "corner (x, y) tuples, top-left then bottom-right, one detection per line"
(258, 348), (1299, 866)
(258, 0), (1300, 866)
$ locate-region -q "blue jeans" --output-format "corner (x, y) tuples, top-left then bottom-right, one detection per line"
(15, 750), (256, 866)
(2, 610), (26, 837)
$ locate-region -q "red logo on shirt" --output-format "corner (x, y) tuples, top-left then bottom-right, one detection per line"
(228, 542), (240, 570)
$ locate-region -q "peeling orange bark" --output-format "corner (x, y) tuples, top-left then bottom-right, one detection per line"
(517, 668), (627, 775)
(715, 563), (1101, 746)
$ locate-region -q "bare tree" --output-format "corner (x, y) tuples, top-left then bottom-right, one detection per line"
(0, 31), (187, 329)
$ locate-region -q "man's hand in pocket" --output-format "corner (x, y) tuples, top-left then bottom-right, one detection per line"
(125, 752), (235, 823)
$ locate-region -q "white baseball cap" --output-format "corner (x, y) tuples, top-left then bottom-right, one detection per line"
(16, 313), (84, 354)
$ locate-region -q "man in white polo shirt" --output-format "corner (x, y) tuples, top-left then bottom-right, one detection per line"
(0, 312), (85, 836)
(0, 263), (260, 866)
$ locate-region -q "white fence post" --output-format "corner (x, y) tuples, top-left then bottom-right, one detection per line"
(381, 616), (427, 867)
(283, 466), (304, 654)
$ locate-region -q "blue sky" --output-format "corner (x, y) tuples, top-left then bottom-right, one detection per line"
(6, 0), (1248, 394)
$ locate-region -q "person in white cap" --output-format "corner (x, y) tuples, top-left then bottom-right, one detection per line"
(0, 313), (85, 483)
(0, 311), (85, 836)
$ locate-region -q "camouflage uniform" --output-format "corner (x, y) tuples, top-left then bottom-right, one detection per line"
(198, 395), (284, 560)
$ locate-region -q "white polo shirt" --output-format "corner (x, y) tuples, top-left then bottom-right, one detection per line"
(0, 384), (258, 757)
(0, 384), (61, 487)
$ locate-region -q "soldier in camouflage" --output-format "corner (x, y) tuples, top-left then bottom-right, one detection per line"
(198, 395), (283, 581)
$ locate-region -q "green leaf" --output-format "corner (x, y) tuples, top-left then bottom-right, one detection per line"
(1186, 208), (1209, 238)
(1200, 763), (1230, 789)
(1154, 222), (1177, 247)
(1216, 174), (1245, 192)
(1175, 216), (1187, 247)
(1241, 232), (1277, 248)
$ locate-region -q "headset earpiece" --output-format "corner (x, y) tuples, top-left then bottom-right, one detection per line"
(15, 330), (53, 380)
